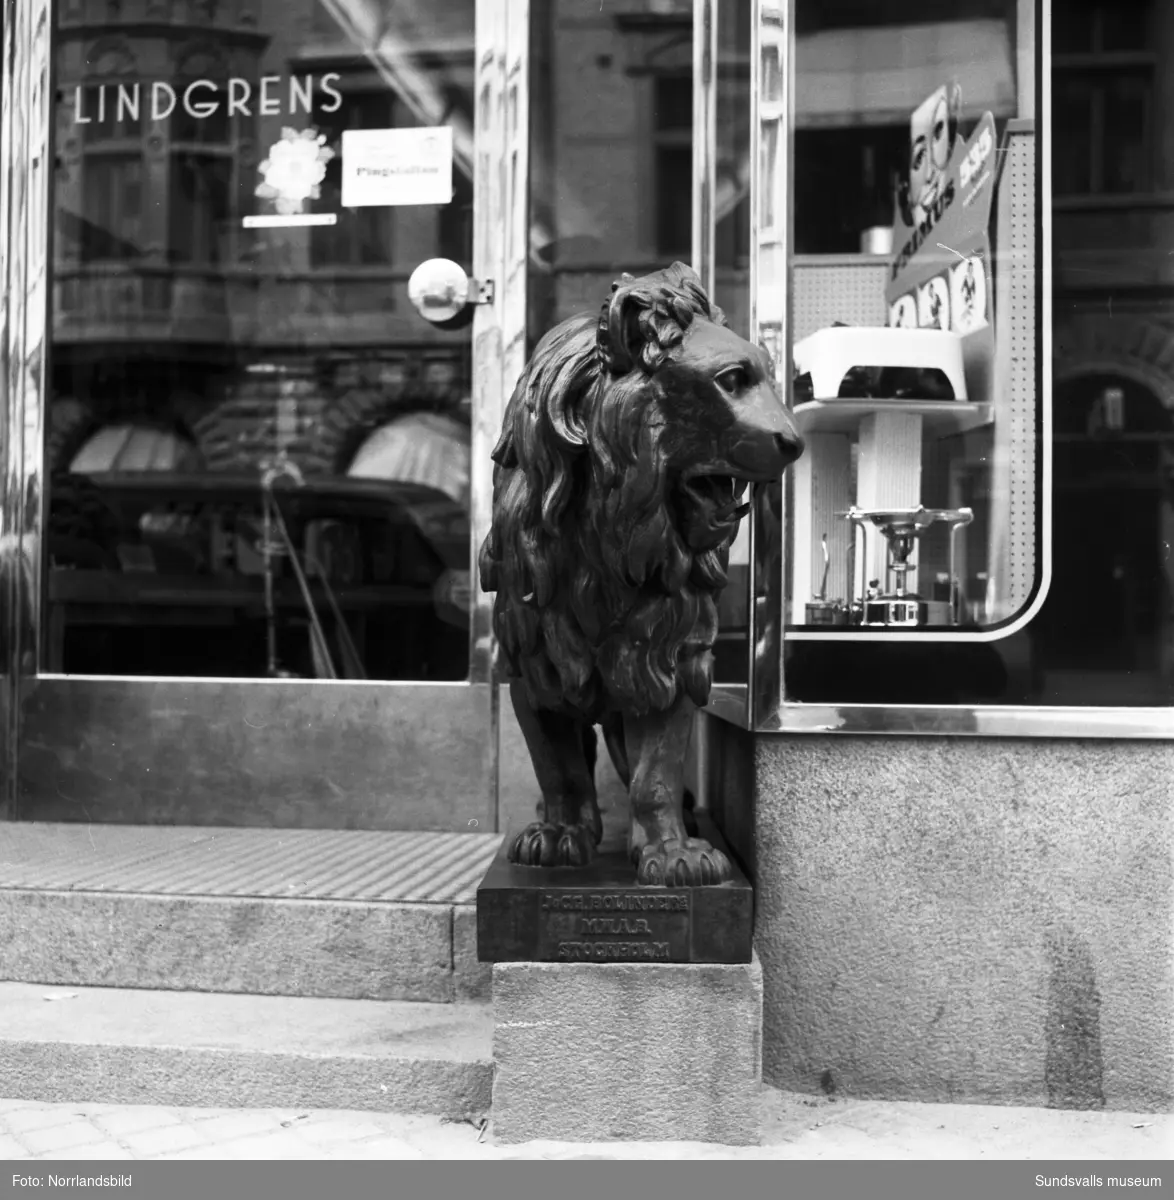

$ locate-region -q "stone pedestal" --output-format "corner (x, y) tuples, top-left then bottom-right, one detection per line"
(490, 954), (763, 1145)
(477, 815), (753, 965)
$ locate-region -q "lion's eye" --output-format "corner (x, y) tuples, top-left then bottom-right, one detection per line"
(716, 367), (750, 395)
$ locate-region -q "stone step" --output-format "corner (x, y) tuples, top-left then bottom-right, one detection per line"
(0, 982), (494, 1118)
(0, 824), (500, 1002)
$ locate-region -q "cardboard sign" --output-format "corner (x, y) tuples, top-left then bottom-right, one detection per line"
(885, 85), (999, 404)
(341, 126), (454, 208)
(886, 95), (997, 334)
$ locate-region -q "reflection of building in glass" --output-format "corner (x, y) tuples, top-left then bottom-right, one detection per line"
(50, 0), (475, 494)
(530, 0), (1023, 331)
(47, 0), (1174, 697)
(1048, 0), (1174, 701)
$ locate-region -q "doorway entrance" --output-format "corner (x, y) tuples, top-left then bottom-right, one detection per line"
(2, 0), (530, 830)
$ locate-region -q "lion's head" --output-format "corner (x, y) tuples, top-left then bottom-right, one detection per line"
(479, 262), (803, 718)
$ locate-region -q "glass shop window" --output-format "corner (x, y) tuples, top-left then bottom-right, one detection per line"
(780, 0), (1047, 703)
(45, 0), (476, 683)
(782, 0), (1174, 709)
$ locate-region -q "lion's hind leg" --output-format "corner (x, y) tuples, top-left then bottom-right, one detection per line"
(508, 681), (603, 867)
(624, 696), (733, 887)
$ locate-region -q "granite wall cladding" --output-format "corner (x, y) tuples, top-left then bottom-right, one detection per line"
(745, 734), (1173, 1112)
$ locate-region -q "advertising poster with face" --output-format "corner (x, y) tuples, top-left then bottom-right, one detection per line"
(907, 85), (957, 230)
(884, 82), (998, 403)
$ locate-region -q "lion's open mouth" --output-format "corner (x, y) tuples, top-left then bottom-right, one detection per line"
(680, 474), (752, 522)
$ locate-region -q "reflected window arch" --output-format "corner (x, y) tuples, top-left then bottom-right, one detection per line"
(69, 424), (204, 474)
(346, 411), (470, 506)
(1037, 372), (1174, 700)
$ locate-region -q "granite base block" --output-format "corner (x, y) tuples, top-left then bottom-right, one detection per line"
(490, 953), (763, 1145)
(453, 904), (492, 1001)
(0, 889), (454, 1002)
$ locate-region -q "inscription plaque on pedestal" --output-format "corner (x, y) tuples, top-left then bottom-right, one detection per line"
(477, 816), (752, 965)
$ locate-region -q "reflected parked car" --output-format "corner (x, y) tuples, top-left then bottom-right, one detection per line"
(44, 471), (472, 681)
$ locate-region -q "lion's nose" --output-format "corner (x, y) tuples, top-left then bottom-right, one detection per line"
(775, 429), (805, 466)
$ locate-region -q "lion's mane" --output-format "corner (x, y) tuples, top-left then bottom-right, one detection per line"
(478, 263), (738, 720)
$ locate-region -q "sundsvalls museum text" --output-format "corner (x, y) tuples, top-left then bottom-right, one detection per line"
(68, 74), (344, 124)
(1035, 1176), (1164, 1188)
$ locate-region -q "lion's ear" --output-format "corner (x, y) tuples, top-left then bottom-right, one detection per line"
(664, 262), (725, 323)
(666, 262), (701, 286)
(599, 279), (645, 375)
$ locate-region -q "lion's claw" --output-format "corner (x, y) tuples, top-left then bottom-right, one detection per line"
(636, 837), (732, 886)
(509, 821), (596, 867)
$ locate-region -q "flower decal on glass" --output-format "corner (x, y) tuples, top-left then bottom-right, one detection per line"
(255, 127), (335, 215)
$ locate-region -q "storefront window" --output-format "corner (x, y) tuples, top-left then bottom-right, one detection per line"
(46, 0), (476, 683)
(780, 0), (1174, 710)
(766, 0), (1035, 704)
(34, 0), (1169, 713)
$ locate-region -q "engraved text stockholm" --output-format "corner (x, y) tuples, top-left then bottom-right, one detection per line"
(557, 941), (672, 961)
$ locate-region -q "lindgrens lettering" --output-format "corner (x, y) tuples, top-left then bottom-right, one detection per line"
(71, 74), (343, 125)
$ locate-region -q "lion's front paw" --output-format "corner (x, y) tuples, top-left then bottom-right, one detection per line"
(508, 822), (596, 867)
(635, 837), (732, 886)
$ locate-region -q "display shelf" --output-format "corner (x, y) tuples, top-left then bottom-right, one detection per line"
(793, 325), (969, 402)
(793, 398), (992, 437)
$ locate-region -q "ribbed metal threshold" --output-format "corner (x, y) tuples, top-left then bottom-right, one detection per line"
(0, 823), (503, 904)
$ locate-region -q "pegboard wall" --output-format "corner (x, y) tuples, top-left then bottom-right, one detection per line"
(992, 126), (1037, 618)
(793, 258), (889, 342)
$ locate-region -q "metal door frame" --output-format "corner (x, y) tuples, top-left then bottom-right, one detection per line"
(0, 0), (530, 829)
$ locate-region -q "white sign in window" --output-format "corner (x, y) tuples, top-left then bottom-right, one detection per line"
(340, 126), (454, 208)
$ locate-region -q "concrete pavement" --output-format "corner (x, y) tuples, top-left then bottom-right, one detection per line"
(0, 1090), (1168, 1161)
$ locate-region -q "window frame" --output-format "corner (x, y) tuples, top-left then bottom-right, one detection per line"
(701, 0), (1174, 737)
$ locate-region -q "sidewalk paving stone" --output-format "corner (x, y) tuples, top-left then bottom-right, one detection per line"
(0, 1093), (1168, 1161)
(18, 1123), (112, 1156)
(3, 1107), (90, 1135)
(183, 1111), (285, 1143)
(34, 1143), (135, 1161)
(117, 1123), (208, 1158)
(91, 1108), (186, 1139)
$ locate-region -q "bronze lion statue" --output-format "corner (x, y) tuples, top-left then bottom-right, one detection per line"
(478, 263), (803, 886)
